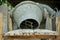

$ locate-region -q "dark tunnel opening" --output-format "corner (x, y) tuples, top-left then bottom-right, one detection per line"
(20, 19), (38, 29)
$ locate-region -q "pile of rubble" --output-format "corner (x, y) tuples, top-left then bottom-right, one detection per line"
(5, 29), (58, 36)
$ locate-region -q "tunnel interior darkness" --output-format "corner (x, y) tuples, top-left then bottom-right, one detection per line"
(20, 19), (38, 29)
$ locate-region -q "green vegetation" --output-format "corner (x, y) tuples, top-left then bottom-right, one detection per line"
(0, 0), (7, 5)
(0, 0), (14, 12)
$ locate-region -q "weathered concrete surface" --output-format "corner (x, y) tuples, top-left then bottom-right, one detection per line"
(0, 4), (9, 34)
